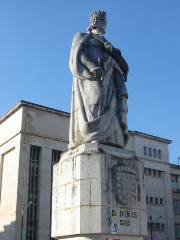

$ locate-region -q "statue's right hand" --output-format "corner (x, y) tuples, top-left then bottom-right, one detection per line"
(90, 67), (103, 78)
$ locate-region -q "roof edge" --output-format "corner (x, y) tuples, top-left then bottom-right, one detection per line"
(0, 100), (172, 144)
(0, 101), (22, 124)
(170, 163), (180, 169)
(129, 130), (172, 144)
(0, 100), (70, 124)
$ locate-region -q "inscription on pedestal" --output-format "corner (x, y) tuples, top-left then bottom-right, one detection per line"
(111, 208), (139, 234)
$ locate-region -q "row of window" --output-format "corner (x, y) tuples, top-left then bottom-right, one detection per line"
(143, 146), (162, 159)
(147, 222), (165, 231)
(144, 167), (162, 178)
(146, 196), (164, 205)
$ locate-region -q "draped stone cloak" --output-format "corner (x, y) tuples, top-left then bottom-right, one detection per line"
(69, 32), (129, 149)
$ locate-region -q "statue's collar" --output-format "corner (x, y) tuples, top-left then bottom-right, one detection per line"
(90, 32), (106, 42)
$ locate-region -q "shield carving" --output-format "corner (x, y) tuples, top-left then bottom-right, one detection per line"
(112, 157), (141, 206)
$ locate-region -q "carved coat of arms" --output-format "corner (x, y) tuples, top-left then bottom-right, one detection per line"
(112, 156), (141, 206)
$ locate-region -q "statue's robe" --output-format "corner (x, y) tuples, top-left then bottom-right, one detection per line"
(69, 32), (129, 149)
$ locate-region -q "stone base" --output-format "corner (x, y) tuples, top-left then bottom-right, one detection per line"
(53, 234), (144, 240)
(51, 143), (147, 239)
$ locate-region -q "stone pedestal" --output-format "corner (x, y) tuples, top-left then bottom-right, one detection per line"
(51, 143), (147, 240)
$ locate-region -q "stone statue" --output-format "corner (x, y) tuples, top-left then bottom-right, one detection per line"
(69, 11), (129, 150)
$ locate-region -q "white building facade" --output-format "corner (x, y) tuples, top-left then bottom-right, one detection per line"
(0, 100), (177, 240)
(0, 101), (69, 240)
(128, 132), (175, 240)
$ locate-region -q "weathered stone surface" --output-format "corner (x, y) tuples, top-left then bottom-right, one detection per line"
(53, 236), (143, 240)
(51, 143), (147, 239)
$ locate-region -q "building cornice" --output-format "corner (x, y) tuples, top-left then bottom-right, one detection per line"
(129, 130), (172, 144)
(170, 163), (180, 169)
(0, 100), (172, 144)
(0, 101), (22, 124)
(0, 100), (70, 124)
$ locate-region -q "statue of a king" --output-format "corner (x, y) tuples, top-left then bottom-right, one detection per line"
(69, 11), (129, 150)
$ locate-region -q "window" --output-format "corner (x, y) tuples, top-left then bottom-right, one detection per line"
(160, 198), (163, 205)
(158, 170), (162, 178)
(160, 223), (165, 231)
(158, 150), (162, 159)
(143, 146), (147, 156)
(153, 149), (157, 158)
(144, 168), (162, 178)
(143, 146), (162, 159)
(150, 222), (165, 231)
(147, 196), (163, 206)
(175, 224), (180, 238)
(171, 174), (178, 191)
(153, 169), (157, 177)
(148, 148), (152, 157)
(52, 150), (61, 165)
(151, 223), (155, 230)
(148, 168), (152, 175)
(156, 223), (160, 230)
(171, 174), (178, 182)
(27, 145), (41, 240)
(174, 199), (180, 215)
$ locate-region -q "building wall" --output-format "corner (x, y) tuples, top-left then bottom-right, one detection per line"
(132, 134), (175, 240)
(0, 104), (70, 240)
(0, 106), (29, 239)
(0, 107), (23, 146)
(19, 105), (69, 240)
(21, 105), (69, 143)
(171, 165), (180, 240)
(0, 102), (177, 240)
(0, 107), (22, 240)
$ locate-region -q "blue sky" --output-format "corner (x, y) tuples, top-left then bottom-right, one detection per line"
(0, 0), (180, 163)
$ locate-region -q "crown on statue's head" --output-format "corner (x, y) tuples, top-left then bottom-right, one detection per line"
(90, 10), (107, 23)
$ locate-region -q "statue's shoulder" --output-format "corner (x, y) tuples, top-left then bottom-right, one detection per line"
(72, 32), (89, 44)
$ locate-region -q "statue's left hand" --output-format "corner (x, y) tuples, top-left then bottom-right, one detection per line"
(90, 66), (104, 78)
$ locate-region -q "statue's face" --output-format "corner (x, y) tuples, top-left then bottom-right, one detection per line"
(95, 18), (106, 34)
